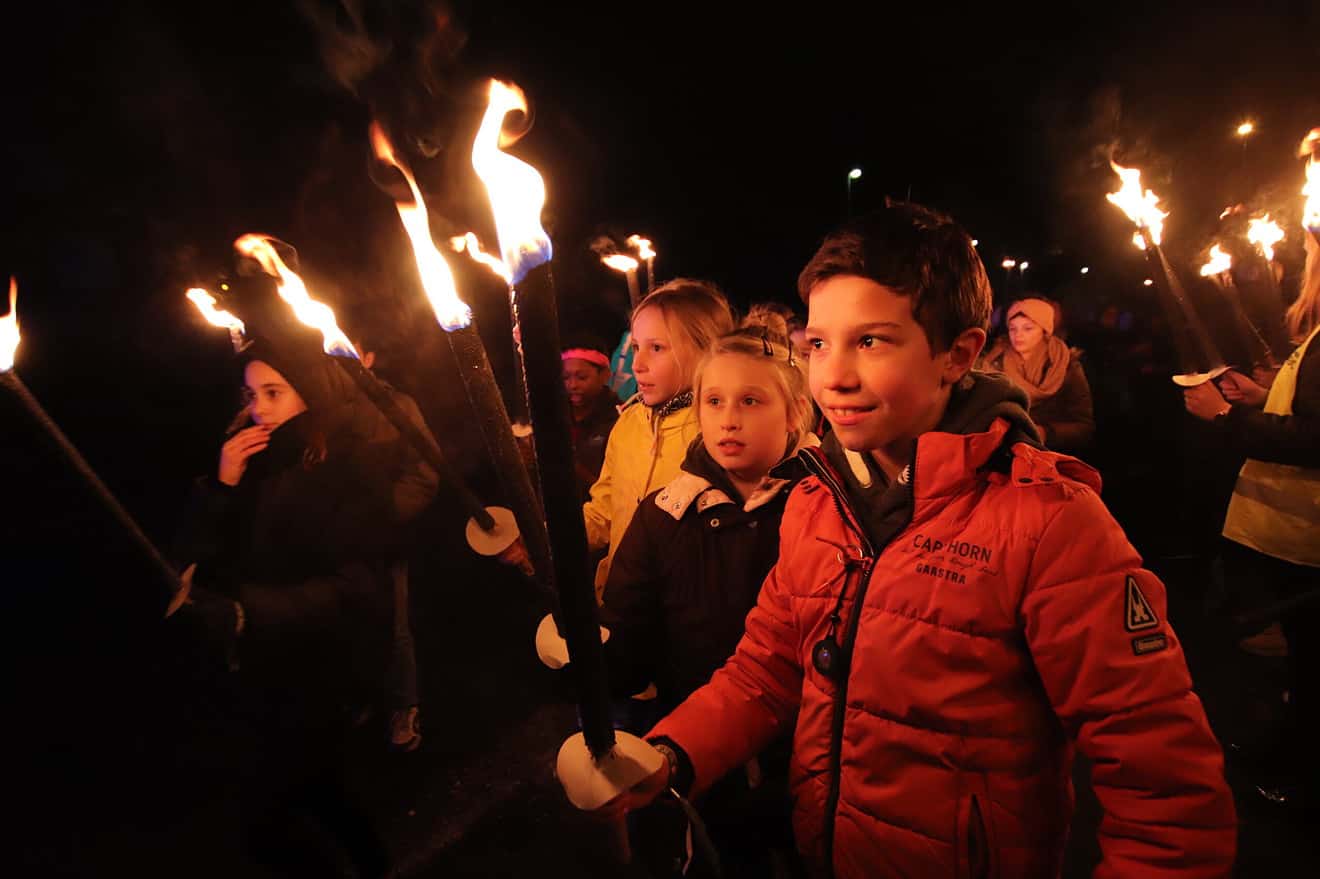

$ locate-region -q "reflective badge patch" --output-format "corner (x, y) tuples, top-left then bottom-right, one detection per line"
(1131, 633), (1168, 656)
(1125, 575), (1159, 632)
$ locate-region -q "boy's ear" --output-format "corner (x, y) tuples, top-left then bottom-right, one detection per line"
(941, 327), (987, 385)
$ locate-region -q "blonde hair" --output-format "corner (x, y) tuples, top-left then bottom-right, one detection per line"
(693, 304), (815, 455)
(1285, 234), (1320, 342)
(631, 278), (735, 389)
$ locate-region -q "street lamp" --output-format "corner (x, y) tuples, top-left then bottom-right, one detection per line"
(847, 168), (862, 215)
(1236, 119), (1256, 178)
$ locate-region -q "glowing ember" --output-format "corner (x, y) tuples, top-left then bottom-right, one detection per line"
(1199, 244), (1233, 277)
(451, 232), (512, 284)
(471, 80), (552, 284)
(185, 287), (246, 336)
(1, 277), (19, 372)
(1246, 215), (1285, 262)
(368, 124), (473, 331)
(233, 234), (358, 358)
(1106, 161), (1168, 248)
(626, 236), (655, 261)
(602, 254), (639, 273)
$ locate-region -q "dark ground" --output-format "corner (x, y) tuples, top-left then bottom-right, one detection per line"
(3, 331), (1318, 878)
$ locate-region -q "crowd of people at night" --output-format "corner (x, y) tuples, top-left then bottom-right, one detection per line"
(132, 177), (1319, 878)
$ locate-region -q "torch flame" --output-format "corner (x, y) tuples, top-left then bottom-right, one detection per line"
(1199, 244), (1233, 277)
(451, 232), (512, 284)
(471, 80), (552, 284)
(185, 288), (246, 336)
(1, 277), (19, 373)
(1105, 161), (1167, 248)
(626, 235), (655, 261)
(368, 123), (473, 331)
(1301, 129), (1320, 231)
(233, 234), (358, 358)
(602, 254), (639, 273)
(1246, 214), (1285, 262)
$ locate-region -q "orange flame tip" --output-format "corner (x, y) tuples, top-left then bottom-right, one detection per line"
(1199, 244), (1233, 277)
(1246, 215), (1285, 262)
(233, 234), (358, 357)
(471, 80), (552, 284)
(602, 254), (639, 273)
(1, 277), (19, 372)
(186, 288), (246, 336)
(369, 123), (474, 330)
(1105, 162), (1167, 248)
(626, 236), (655, 260)
(452, 232), (512, 284)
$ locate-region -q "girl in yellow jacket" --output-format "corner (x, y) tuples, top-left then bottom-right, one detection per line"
(583, 279), (734, 597)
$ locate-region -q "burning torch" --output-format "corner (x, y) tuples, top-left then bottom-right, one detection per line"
(601, 253), (641, 309)
(470, 78), (664, 817)
(229, 235), (524, 562)
(2, 278), (182, 609)
(1106, 161), (1228, 386)
(627, 235), (656, 295)
(1199, 244), (1275, 368)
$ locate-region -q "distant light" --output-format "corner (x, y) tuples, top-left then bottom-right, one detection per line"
(1001, 258), (1016, 269)
(971, 239), (979, 247)
(1019, 260), (1030, 271)
(1080, 267), (1089, 275)
(848, 168), (863, 180)
(220, 283), (230, 291)
(1143, 278), (1154, 286)
(1236, 121), (1255, 138)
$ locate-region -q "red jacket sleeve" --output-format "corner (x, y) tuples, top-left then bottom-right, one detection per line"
(1020, 483), (1237, 878)
(647, 514), (805, 797)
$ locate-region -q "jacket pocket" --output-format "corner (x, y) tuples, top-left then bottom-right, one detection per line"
(956, 788), (998, 879)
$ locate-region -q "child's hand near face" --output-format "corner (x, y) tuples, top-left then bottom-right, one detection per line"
(219, 423), (273, 486)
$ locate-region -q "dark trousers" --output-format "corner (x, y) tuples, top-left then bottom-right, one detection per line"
(1223, 539), (1320, 792)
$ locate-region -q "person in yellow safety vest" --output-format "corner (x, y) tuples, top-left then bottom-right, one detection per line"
(1184, 228), (1320, 814)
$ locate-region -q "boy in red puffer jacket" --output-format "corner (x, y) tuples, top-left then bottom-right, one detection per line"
(608, 201), (1237, 878)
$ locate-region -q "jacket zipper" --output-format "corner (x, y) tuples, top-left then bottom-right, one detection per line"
(799, 445), (915, 878)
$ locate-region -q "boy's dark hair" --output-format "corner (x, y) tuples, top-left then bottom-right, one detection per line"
(797, 200), (992, 352)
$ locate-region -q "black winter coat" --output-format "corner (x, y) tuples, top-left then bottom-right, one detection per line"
(175, 402), (401, 706)
(599, 441), (804, 713)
